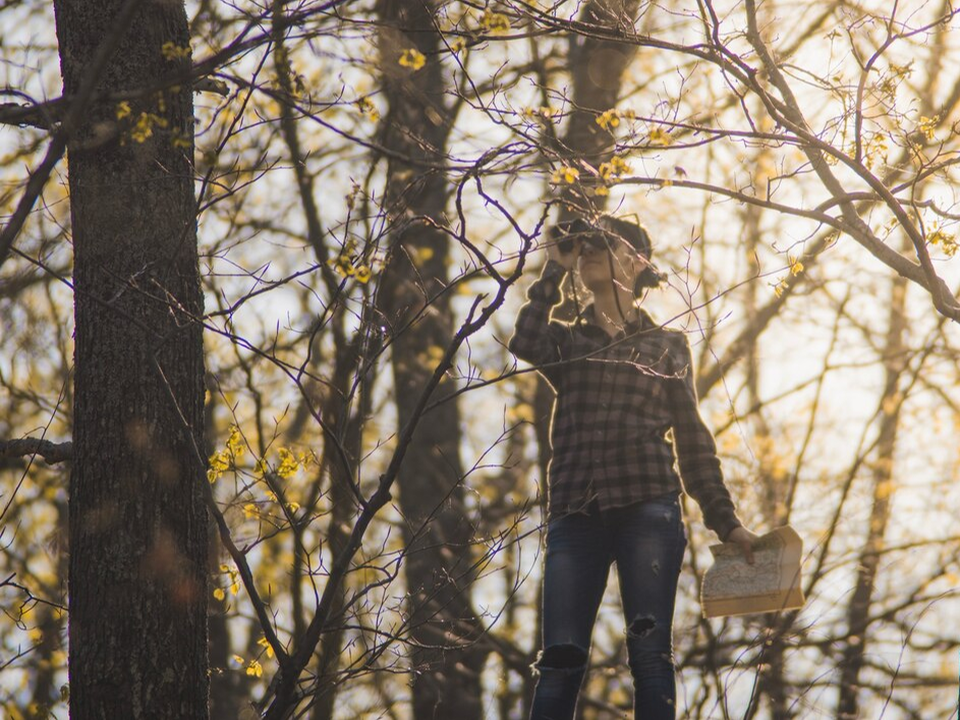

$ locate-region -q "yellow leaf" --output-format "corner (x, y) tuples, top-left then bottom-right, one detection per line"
(246, 659), (263, 677)
(258, 636), (276, 659)
(232, 655), (245, 665)
(276, 448), (300, 479)
(213, 588), (225, 601)
(227, 425), (244, 458)
(230, 581), (240, 596)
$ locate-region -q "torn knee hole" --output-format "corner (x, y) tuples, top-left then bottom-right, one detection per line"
(538, 644), (588, 669)
(628, 616), (657, 639)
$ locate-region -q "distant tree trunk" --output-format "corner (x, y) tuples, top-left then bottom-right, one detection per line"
(375, 2), (484, 717)
(740, 140), (792, 720)
(54, 1), (209, 717)
(836, 264), (907, 719)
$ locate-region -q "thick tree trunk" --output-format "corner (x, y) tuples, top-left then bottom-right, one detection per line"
(54, 1), (208, 717)
(376, 2), (484, 717)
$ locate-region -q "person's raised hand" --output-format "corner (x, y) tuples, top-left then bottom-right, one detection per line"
(725, 526), (760, 565)
(546, 235), (579, 271)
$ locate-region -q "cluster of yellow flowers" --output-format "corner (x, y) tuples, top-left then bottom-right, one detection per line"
(918, 115), (939, 141)
(356, 96), (380, 122)
(648, 126), (673, 146)
(928, 226), (958, 258)
(160, 41), (191, 61)
(327, 238), (373, 283)
(522, 106), (562, 123)
(207, 424), (245, 483)
(479, 10), (511, 35)
(398, 47), (426, 70)
(598, 155), (631, 180)
(595, 107), (637, 131)
(551, 166), (579, 184)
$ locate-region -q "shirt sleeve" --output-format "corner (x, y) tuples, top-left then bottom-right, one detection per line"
(666, 334), (743, 540)
(507, 260), (571, 369)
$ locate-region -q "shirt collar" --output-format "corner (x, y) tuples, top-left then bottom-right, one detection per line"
(581, 303), (656, 333)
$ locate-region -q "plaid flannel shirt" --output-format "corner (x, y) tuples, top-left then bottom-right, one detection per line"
(509, 260), (742, 540)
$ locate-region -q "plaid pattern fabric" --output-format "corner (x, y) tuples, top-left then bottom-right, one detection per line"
(509, 260), (742, 540)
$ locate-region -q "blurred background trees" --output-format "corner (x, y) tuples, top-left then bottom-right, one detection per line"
(1, 1), (959, 718)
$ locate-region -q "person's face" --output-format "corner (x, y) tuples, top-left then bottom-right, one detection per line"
(576, 231), (643, 294)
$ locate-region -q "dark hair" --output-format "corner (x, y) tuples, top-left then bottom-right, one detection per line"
(596, 215), (664, 293)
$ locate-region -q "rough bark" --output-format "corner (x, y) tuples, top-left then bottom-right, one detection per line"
(54, 0), (208, 716)
(375, 2), (484, 717)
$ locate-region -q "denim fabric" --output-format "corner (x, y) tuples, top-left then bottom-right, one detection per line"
(530, 494), (687, 720)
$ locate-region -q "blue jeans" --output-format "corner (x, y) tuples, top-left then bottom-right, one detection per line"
(530, 494), (686, 720)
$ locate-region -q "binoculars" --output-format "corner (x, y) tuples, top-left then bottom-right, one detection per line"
(549, 219), (616, 254)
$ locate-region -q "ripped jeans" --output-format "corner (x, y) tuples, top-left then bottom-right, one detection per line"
(530, 493), (686, 720)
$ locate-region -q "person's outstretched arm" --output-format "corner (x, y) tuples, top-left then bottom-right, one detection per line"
(666, 334), (749, 546)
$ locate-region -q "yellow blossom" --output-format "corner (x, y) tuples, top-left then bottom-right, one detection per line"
(170, 129), (191, 149)
(161, 41), (191, 61)
(599, 155), (631, 180)
(246, 659), (263, 678)
(398, 48), (426, 70)
(356, 96), (380, 121)
(928, 226), (958, 257)
(276, 447), (301, 479)
(648, 127), (672, 146)
(788, 256), (804, 276)
(919, 115), (939, 141)
(226, 425), (244, 458)
(596, 109), (621, 130)
(551, 166), (579, 184)
(213, 588), (225, 601)
(479, 11), (511, 35)
(115, 101), (132, 120)
(355, 265), (372, 283)
(207, 449), (229, 483)
(130, 112), (168, 143)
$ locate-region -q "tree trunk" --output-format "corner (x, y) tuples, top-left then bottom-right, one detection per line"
(376, 2), (484, 717)
(836, 266), (907, 718)
(54, 1), (209, 716)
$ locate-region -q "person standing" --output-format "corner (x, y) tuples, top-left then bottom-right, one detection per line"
(510, 215), (758, 720)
